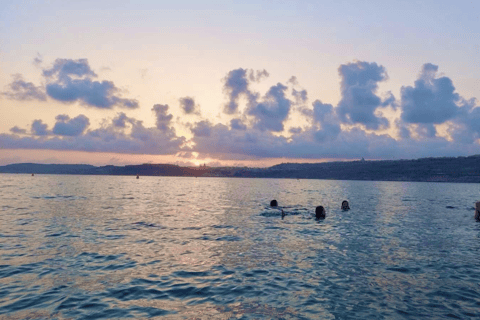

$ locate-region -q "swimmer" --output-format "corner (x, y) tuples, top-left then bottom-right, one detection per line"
(270, 199), (286, 219)
(315, 206), (326, 220)
(475, 202), (480, 221)
(341, 200), (350, 210)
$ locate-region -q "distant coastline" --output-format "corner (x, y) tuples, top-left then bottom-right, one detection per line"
(2, 155), (480, 183)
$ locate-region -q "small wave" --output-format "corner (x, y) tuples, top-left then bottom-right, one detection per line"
(387, 266), (421, 273)
(265, 226), (287, 230)
(173, 270), (211, 278)
(45, 231), (67, 237)
(260, 210), (284, 217)
(36, 195), (55, 199)
(197, 234), (242, 242)
(131, 222), (165, 229)
(297, 228), (324, 236)
(55, 294), (173, 318)
(215, 235), (242, 242)
(0, 233), (27, 238)
(212, 225), (235, 229)
(16, 219), (32, 226)
(183, 227), (202, 230)
(74, 253), (136, 271)
(109, 196), (135, 200)
(245, 269), (269, 276)
(31, 195), (87, 200)
(260, 208), (305, 217)
(0, 261), (43, 279)
(287, 208), (306, 215)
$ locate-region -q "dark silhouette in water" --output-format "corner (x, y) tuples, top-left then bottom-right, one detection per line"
(269, 199), (285, 219)
(475, 202), (480, 221)
(341, 200), (350, 210)
(315, 206), (326, 219)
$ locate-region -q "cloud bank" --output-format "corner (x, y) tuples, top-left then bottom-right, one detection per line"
(1, 59), (479, 163)
(1, 110), (184, 155)
(3, 58), (138, 109)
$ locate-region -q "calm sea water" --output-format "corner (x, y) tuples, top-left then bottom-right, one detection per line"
(0, 174), (479, 319)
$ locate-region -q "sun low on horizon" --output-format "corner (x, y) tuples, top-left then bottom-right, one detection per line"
(1, 0), (479, 167)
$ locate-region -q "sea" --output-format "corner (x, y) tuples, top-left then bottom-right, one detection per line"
(0, 174), (479, 319)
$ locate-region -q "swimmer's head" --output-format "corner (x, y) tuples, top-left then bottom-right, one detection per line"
(270, 200), (278, 207)
(341, 200), (350, 210)
(315, 206), (326, 219)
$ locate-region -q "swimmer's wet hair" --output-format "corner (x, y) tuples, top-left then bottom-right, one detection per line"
(270, 200), (278, 207)
(315, 206), (325, 219)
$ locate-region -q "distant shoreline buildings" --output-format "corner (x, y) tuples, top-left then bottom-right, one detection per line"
(2, 154), (480, 183)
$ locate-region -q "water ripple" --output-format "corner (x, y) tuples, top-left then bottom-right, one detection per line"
(0, 175), (479, 319)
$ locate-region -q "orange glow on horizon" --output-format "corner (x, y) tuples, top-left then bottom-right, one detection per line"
(0, 149), (357, 168)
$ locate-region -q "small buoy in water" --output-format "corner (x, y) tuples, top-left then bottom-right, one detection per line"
(475, 202), (480, 221)
(315, 206), (326, 219)
(136, 175), (139, 179)
(270, 199), (278, 207)
(341, 200), (350, 210)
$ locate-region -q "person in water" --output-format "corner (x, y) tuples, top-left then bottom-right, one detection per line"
(315, 206), (326, 219)
(341, 200), (350, 210)
(270, 199), (286, 219)
(475, 202), (480, 221)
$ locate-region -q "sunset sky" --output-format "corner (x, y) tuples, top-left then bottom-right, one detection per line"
(1, 0), (479, 167)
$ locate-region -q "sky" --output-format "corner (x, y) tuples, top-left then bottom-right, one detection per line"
(1, 0), (479, 167)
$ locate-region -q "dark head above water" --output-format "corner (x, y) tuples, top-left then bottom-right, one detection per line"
(341, 200), (350, 210)
(315, 206), (326, 219)
(270, 200), (278, 207)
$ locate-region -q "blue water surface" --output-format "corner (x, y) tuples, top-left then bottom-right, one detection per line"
(0, 174), (479, 319)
